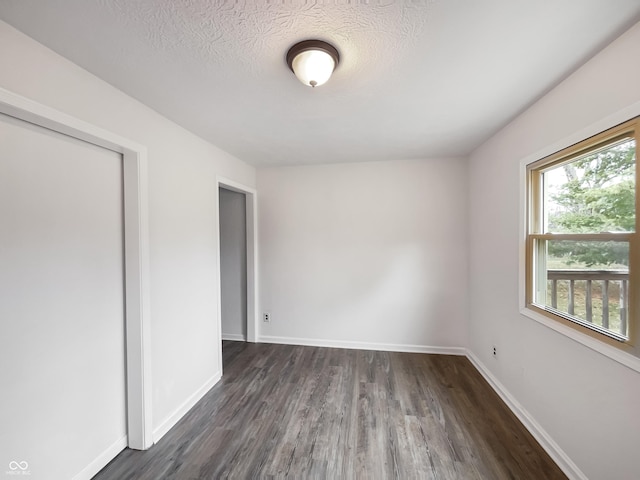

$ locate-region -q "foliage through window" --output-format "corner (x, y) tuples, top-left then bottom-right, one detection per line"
(526, 117), (638, 353)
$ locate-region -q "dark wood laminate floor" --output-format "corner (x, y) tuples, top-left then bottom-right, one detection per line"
(93, 342), (566, 479)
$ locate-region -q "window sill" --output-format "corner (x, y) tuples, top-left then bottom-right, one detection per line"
(520, 306), (640, 373)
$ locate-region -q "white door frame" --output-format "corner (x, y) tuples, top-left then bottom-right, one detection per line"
(216, 177), (258, 365)
(0, 87), (153, 450)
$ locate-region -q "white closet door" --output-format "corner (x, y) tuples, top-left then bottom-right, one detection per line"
(0, 112), (126, 480)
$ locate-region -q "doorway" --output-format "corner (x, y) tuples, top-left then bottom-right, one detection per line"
(219, 187), (248, 341)
(216, 178), (257, 372)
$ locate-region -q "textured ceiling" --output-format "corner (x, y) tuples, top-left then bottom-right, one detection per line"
(1, 1), (639, 166)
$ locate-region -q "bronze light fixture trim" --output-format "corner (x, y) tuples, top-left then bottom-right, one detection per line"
(286, 40), (340, 87)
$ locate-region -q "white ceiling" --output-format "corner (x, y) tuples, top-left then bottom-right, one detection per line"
(1, 1), (639, 166)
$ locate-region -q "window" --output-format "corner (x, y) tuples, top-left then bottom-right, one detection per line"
(526, 117), (639, 355)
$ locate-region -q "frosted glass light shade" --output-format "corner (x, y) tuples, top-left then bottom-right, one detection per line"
(286, 40), (340, 88)
(291, 50), (335, 87)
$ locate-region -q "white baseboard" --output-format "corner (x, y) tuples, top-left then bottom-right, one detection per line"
(152, 372), (222, 444)
(222, 333), (247, 341)
(465, 350), (586, 480)
(259, 335), (466, 356)
(72, 435), (127, 480)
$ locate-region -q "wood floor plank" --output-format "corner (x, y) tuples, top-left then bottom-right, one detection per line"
(93, 342), (567, 479)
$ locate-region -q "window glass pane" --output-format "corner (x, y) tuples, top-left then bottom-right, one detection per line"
(534, 239), (629, 339)
(543, 138), (636, 234)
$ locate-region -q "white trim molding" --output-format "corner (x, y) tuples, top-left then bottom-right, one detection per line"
(152, 373), (221, 444)
(71, 436), (128, 480)
(0, 86), (153, 450)
(520, 307), (640, 373)
(222, 333), (247, 342)
(260, 335), (467, 356)
(465, 350), (587, 480)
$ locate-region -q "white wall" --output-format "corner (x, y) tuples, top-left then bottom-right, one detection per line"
(219, 187), (247, 340)
(0, 19), (255, 458)
(468, 21), (640, 480)
(258, 158), (468, 351)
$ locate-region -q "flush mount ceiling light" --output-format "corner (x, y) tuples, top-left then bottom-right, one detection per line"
(286, 40), (340, 88)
